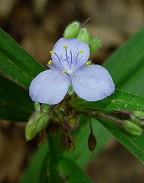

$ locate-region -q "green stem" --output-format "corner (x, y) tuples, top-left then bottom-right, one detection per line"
(92, 111), (123, 125)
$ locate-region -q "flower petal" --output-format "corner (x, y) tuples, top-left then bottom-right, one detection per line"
(29, 70), (70, 104)
(71, 65), (115, 101)
(51, 38), (90, 71)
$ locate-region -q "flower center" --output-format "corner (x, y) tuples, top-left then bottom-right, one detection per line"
(49, 45), (84, 75)
(61, 45), (84, 74)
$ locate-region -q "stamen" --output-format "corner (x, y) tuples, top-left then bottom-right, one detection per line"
(54, 52), (64, 69)
(67, 50), (73, 69)
(78, 50), (84, 53)
(75, 50), (84, 60)
(50, 50), (54, 54)
(62, 69), (67, 74)
(63, 45), (68, 49)
(86, 61), (92, 65)
(47, 60), (52, 65)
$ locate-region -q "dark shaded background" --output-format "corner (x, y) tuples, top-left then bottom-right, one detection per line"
(0, 0), (144, 182)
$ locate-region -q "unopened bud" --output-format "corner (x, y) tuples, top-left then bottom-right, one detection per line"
(130, 116), (142, 126)
(133, 111), (144, 120)
(77, 28), (89, 44)
(88, 132), (97, 151)
(89, 37), (101, 53)
(123, 120), (143, 136)
(25, 111), (50, 140)
(64, 21), (80, 38)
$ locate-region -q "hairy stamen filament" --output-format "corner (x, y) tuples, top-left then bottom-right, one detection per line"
(53, 52), (64, 70)
(70, 50), (73, 69)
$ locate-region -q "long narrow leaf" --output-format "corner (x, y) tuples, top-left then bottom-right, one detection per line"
(72, 89), (144, 111)
(0, 75), (33, 121)
(19, 141), (49, 183)
(58, 157), (93, 183)
(103, 27), (144, 89)
(0, 28), (44, 87)
(98, 117), (144, 162)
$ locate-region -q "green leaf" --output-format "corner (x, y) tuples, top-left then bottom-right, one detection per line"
(103, 27), (144, 90)
(0, 28), (45, 87)
(71, 89), (144, 111)
(121, 64), (144, 96)
(19, 141), (49, 183)
(98, 117), (144, 162)
(58, 157), (93, 183)
(47, 136), (65, 183)
(0, 75), (33, 121)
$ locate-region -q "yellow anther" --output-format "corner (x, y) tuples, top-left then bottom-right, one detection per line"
(78, 50), (84, 53)
(63, 45), (68, 49)
(47, 60), (52, 65)
(86, 61), (92, 65)
(62, 69), (67, 74)
(50, 50), (54, 54)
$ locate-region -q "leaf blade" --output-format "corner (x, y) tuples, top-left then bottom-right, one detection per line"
(19, 141), (49, 183)
(103, 27), (144, 89)
(0, 75), (33, 121)
(58, 157), (93, 183)
(72, 89), (144, 111)
(0, 28), (45, 87)
(98, 117), (144, 162)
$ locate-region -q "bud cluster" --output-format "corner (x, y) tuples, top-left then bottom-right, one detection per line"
(110, 110), (144, 136)
(63, 21), (101, 53)
(122, 110), (144, 136)
(25, 101), (80, 151)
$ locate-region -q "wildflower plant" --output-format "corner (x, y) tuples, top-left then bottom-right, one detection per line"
(0, 21), (144, 182)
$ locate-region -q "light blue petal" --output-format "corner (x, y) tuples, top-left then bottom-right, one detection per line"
(51, 38), (90, 72)
(29, 70), (70, 104)
(71, 65), (115, 101)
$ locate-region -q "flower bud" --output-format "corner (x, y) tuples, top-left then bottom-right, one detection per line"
(133, 111), (144, 120)
(130, 116), (142, 126)
(25, 111), (50, 140)
(88, 132), (97, 151)
(123, 120), (143, 136)
(89, 37), (101, 53)
(77, 28), (89, 44)
(64, 21), (80, 38)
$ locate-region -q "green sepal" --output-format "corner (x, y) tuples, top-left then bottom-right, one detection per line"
(68, 85), (74, 95)
(34, 102), (41, 111)
(42, 104), (50, 113)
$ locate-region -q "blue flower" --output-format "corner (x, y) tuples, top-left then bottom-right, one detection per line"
(29, 38), (115, 105)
